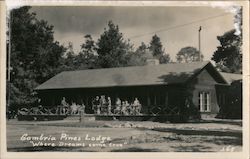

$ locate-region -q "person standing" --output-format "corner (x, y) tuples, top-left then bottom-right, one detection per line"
(114, 98), (121, 114)
(100, 95), (107, 114)
(121, 101), (126, 115)
(92, 96), (100, 114)
(125, 100), (130, 115)
(133, 97), (141, 115)
(60, 97), (68, 115)
(79, 103), (86, 122)
(107, 97), (112, 115)
(80, 103), (85, 114)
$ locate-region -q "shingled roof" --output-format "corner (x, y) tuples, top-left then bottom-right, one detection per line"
(35, 61), (227, 90)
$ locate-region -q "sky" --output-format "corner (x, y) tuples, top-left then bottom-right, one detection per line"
(31, 6), (236, 61)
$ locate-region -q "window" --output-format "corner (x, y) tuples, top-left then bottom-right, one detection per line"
(198, 92), (210, 112)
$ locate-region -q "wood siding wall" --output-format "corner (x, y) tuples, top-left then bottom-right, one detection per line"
(189, 69), (220, 114)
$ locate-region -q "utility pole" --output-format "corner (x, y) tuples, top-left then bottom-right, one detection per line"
(198, 26), (202, 61)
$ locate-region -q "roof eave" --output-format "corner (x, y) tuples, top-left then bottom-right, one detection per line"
(35, 83), (186, 91)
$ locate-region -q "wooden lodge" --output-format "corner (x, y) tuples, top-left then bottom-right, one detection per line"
(35, 61), (241, 120)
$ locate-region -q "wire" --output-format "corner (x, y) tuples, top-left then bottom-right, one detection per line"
(129, 13), (231, 39)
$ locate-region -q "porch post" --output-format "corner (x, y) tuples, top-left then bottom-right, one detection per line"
(165, 92), (168, 107)
(86, 96), (89, 107)
(147, 91), (150, 114)
(154, 95), (157, 105)
(147, 93), (150, 106)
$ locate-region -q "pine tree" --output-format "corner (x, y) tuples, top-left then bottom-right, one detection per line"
(148, 34), (170, 64)
(96, 21), (133, 68)
(135, 42), (147, 54)
(149, 34), (165, 57)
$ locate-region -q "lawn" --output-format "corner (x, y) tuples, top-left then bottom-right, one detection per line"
(6, 118), (242, 152)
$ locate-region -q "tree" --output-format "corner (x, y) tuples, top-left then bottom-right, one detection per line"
(80, 34), (96, 58)
(159, 54), (171, 64)
(176, 46), (203, 63)
(135, 42), (147, 54)
(148, 34), (171, 64)
(218, 80), (242, 119)
(59, 42), (77, 71)
(212, 7), (242, 73)
(149, 34), (165, 57)
(78, 34), (98, 69)
(9, 6), (66, 108)
(96, 21), (133, 68)
(211, 29), (242, 73)
(123, 42), (148, 66)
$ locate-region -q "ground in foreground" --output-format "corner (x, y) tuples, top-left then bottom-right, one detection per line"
(6, 118), (242, 152)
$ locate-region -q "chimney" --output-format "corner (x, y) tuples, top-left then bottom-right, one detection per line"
(146, 58), (159, 65)
(144, 49), (159, 66)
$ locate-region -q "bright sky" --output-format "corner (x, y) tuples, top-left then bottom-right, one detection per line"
(31, 6), (235, 62)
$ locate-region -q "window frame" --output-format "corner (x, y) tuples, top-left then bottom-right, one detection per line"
(198, 91), (211, 112)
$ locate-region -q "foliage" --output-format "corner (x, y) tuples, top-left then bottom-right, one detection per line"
(125, 52), (147, 66)
(96, 21), (133, 68)
(218, 80), (242, 119)
(227, 80), (242, 119)
(80, 35), (96, 58)
(124, 42), (148, 66)
(212, 8), (242, 73)
(149, 34), (165, 57)
(211, 29), (242, 73)
(135, 42), (147, 54)
(60, 42), (76, 70)
(148, 34), (171, 64)
(159, 54), (171, 64)
(79, 34), (98, 69)
(9, 6), (66, 108)
(176, 46), (203, 63)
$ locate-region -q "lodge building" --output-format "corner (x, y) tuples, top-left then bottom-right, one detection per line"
(35, 61), (242, 119)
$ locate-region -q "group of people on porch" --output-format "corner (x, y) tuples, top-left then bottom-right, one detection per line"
(58, 96), (142, 115)
(92, 95), (142, 115)
(59, 97), (85, 115)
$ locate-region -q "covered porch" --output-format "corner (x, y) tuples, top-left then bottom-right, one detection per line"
(37, 85), (187, 116)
